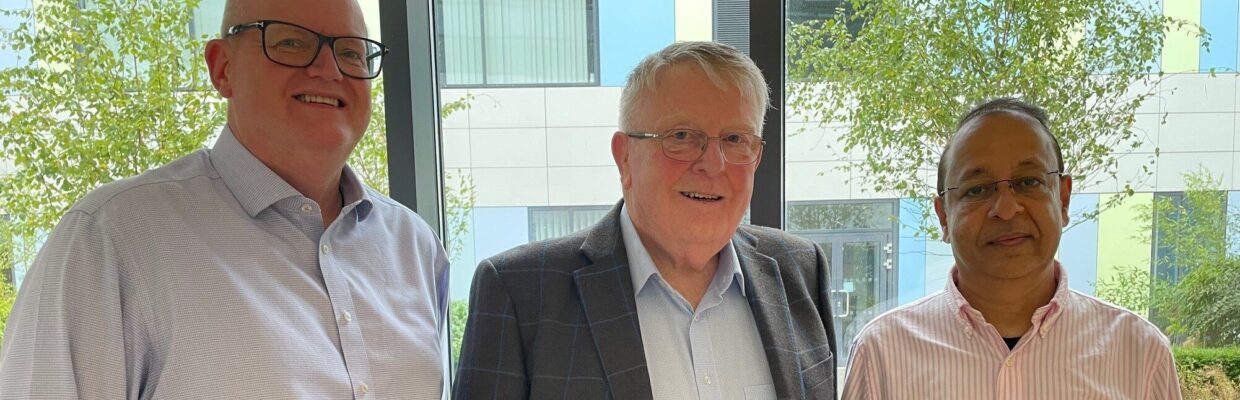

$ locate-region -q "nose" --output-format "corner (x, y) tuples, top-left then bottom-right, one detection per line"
(305, 42), (344, 81)
(987, 184), (1025, 220)
(691, 139), (727, 175)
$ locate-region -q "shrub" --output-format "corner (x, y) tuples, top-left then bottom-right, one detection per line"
(1176, 347), (1240, 381)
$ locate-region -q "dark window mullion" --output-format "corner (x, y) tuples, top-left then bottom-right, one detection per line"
(749, 0), (785, 229)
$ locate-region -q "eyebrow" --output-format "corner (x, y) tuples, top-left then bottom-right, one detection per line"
(954, 159), (1050, 182)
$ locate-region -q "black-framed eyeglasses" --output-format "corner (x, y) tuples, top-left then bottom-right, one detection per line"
(625, 129), (766, 165)
(225, 20), (389, 80)
(939, 171), (1066, 204)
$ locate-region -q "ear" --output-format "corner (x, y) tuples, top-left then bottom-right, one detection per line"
(611, 131), (632, 190)
(934, 196), (950, 243)
(1059, 174), (1073, 227)
(205, 39), (234, 98)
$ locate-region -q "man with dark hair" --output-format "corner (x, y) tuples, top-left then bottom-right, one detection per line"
(843, 98), (1180, 399)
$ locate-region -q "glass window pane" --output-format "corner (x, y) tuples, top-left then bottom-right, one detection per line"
(438, 0), (596, 86)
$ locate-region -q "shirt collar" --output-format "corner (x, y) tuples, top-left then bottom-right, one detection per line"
(946, 261), (1070, 338)
(339, 166), (373, 221)
(210, 126), (373, 221)
(619, 204), (746, 298)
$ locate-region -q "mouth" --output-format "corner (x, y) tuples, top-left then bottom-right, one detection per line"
(988, 233), (1032, 246)
(294, 94), (344, 108)
(680, 191), (723, 202)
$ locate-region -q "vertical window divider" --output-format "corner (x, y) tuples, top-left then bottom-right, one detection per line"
(749, 0), (785, 229)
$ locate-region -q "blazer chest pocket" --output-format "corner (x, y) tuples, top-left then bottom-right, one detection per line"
(800, 349), (835, 395)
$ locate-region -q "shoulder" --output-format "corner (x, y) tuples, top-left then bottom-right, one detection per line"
(853, 291), (954, 345)
(736, 224), (818, 249)
(735, 224), (821, 264)
(69, 150), (215, 216)
(362, 187), (440, 238)
(1066, 290), (1171, 346)
(480, 229), (591, 275)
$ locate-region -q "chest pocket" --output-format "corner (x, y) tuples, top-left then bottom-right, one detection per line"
(800, 349), (835, 396)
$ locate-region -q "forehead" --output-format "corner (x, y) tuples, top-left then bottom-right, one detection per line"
(636, 62), (761, 131)
(944, 111), (1057, 177)
(235, 0), (368, 36)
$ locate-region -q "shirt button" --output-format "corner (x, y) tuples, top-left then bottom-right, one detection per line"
(703, 374), (712, 385)
(1004, 358), (1014, 367)
(343, 311), (353, 323)
(301, 204), (314, 213)
(320, 244), (331, 255)
(359, 382), (369, 394)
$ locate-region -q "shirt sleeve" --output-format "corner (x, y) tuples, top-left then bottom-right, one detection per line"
(841, 332), (883, 400)
(1145, 341), (1182, 400)
(0, 210), (132, 399)
(432, 237), (451, 400)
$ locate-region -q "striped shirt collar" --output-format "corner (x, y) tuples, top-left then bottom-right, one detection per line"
(945, 262), (1068, 339)
(619, 204), (746, 298)
(210, 126), (372, 221)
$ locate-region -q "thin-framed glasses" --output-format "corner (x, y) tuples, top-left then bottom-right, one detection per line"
(225, 20), (389, 80)
(939, 171), (1066, 204)
(625, 129), (766, 165)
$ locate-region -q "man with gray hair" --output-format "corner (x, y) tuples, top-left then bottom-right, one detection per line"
(1, 0), (449, 398)
(454, 41), (837, 399)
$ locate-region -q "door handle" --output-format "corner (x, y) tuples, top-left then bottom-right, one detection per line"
(831, 289), (851, 318)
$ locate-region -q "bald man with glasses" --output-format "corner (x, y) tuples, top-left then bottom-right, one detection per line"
(841, 98), (1181, 399)
(0, 1), (449, 398)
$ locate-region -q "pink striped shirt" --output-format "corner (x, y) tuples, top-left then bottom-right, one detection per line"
(841, 263), (1181, 400)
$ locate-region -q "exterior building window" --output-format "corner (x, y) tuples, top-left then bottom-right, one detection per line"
(528, 206), (611, 242)
(436, 0), (599, 87)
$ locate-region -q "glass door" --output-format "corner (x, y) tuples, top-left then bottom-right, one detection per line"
(803, 232), (894, 364)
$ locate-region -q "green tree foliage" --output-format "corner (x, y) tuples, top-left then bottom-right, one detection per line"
(1096, 169), (1240, 347)
(0, 280), (13, 343)
(0, 0), (224, 248)
(787, 0), (1202, 236)
(449, 299), (468, 369)
(1094, 265), (1157, 314)
(0, 1), (479, 349)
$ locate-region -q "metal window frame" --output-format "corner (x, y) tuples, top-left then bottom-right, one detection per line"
(749, 0), (785, 229)
(380, 0), (446, 237)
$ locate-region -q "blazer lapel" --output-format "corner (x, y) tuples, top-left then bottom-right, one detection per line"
(572, 201), (653, 400)
(734, 230), (805, 399)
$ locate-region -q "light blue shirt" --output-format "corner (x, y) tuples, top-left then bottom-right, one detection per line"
(0, 127), (450, 399)
(620, 206), (776, 400)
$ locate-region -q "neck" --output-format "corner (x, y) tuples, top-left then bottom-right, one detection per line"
(638, 231), (722, 310)
(272, 164), (345, 227)
(955, 264), (1058, 338)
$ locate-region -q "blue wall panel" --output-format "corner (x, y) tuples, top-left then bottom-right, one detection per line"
(1200, 0), (1239, 71)
(897, 199), (928, 305)
(450, 207), (530, 301)
(598, 0), (674, 86)
(1060, 194), (1101, 295)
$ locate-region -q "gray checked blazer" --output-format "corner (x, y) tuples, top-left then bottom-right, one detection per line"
(453, 201), (837, 399)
